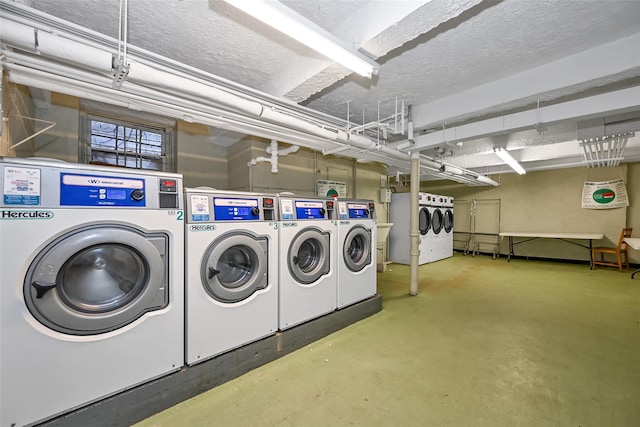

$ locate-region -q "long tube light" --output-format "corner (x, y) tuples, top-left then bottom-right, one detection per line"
(494, 147), (526, 174)
(223, 0), (379, 78)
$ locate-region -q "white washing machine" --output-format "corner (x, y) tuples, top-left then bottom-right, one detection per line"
(184, 188), (278, 365)
(426, 194), (449, 262)
(278, 196), (336, 330)
(389, 192), (433, 265)
(442, 195), (454, 258)
(0, 157), (184, 427)
(335, 199), (377, 309)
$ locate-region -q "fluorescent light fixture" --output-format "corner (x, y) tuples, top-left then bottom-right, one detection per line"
(494, 147), (526, 175)
(223, 0), (380, 78)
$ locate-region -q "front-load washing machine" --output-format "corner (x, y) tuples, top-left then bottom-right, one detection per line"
(0, 157), (184, 427)
(442, 195), (454, 259)
(427, 194), (448, 262)
(184, 188), (278, 365)
(335, 199), (377, 309)
(389, 192), (433, 265)
(278, 195), (336, 330)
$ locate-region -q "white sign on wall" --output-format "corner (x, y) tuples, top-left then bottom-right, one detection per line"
(317, 180), (346, 198)
(581, 179), (629, 209)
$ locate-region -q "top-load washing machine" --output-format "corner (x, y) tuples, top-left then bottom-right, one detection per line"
(335, 199), (377, 309)
(277, 195), (336, 329)
(184, 188), (278, 365)
(0, 157), (184, 427)
(389, 192), (433, 265)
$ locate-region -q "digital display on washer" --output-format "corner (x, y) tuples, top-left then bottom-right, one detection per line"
(348, 203), (368, 218)
(213, 197), (259, 220)
(295, 201), (325, 219)
(60, 173), (145, 206)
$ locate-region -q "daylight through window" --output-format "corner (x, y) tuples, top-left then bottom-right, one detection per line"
(88, 119), (166, 170)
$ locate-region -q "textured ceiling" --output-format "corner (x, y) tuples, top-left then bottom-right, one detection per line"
(16, 0), (640, 177)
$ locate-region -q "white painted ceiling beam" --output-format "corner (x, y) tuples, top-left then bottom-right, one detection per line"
(411, 32), (640, 131)
(400, 85), (640, 152)
(282, 0), (483, 102)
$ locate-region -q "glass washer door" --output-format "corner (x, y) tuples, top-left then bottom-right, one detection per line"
(432, 208), (444, 234)
(343, 225), (372, 272)
(288, 227), (330, 284)
(201, 232), (268, 303)
(419, 207), (431, 235)
(444, 209), (454, 233)
(23, 224), (168, 336)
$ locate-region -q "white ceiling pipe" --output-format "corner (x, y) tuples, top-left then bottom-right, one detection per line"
(248, 140), (301, 173)
(322, 145), (351, 155)
(0, 17), (113, 72)
(259, 108), (339, 140)
(0, 12), (486, 184)
(266, 142), (299, 157)
(248, 140), (279, 172)
(1, 19), (496, 186)
(1, 54), (341, 150)
(126, 61), (351, 144)
(6, 70), (339, 150)
(0, 19), (35, 48)
(126, 61), (264, 117)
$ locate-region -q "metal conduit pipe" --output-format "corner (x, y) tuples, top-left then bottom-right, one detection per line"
(4, 65), (341, 152)
(0, 19), (113, 72)
(409, 150), (421, 296)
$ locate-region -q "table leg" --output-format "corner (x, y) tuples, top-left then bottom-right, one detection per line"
(507, 236), (513, 262)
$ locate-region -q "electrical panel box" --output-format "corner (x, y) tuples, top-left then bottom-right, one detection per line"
(380, 189), (392, 203)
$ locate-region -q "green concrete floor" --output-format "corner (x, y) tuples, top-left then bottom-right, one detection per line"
(135, 254), (640, 427)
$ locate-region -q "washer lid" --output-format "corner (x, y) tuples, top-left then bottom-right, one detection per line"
(24, 225), (168, 336)
(288, 227), (330, 284)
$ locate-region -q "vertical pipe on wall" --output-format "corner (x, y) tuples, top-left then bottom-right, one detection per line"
(409, 149), (420, 296)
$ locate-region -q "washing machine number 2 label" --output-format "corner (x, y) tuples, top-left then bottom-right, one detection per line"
(169, 210), (184, 221)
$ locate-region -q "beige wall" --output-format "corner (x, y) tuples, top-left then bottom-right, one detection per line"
(29, 93), (79, 161)
(2, 84), (388, 215)
(176, 121), (228, 189)
(422, 164), (639, 264)
(2, 81), (37, 157)
(238, 139), (388, 214)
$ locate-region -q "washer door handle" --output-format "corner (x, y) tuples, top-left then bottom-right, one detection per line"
(208, 266), (221, 279)
(292, 255), (300, 265)
(32, 281), (56, 299)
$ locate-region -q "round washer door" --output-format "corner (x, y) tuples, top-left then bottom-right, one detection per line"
(419, 208), (431, 235)
(201, 232), (268, 303)
(288, 227), (330, 284)
(24, 224), (168, 336)
(432, 208), (444, 235)
(343, 225), (372, 272)
(444, 209), (454, 233)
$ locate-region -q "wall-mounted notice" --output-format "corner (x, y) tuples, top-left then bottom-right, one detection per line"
(317, 180), (346, 198)
(582, 179), (629, 209)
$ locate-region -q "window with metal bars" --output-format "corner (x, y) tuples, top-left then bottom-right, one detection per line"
(80, 113), (175, 171)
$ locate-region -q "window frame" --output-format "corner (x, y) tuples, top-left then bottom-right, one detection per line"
(79, 107), (176, 172)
